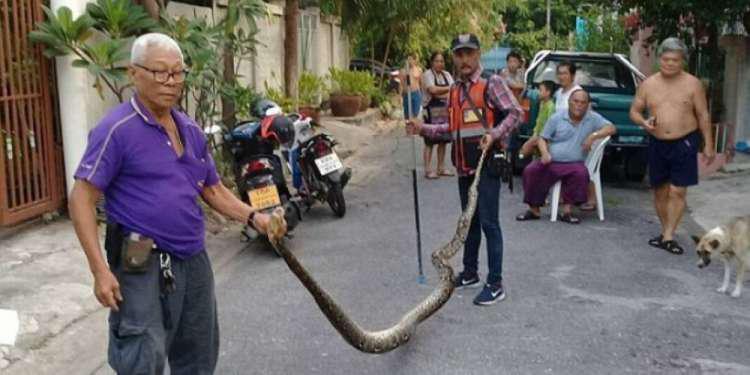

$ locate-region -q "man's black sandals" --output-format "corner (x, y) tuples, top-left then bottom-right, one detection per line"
(648, 235), (684, 255)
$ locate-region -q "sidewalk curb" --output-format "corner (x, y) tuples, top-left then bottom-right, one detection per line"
(320, 108), (380, 127)
(687, 169), (750, 233)
(719, 161), (750, 174)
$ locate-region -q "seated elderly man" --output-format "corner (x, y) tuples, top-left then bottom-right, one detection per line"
(516, 89), (616, 224)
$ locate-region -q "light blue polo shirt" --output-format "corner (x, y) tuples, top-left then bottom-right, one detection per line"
(541, 110), (608, 163)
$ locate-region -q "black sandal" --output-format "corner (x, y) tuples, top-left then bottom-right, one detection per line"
(558, 213), (581, 224)
(657, 240), (684, 255)
(648, 235), (664, 248)
(516, 210), (540, 221)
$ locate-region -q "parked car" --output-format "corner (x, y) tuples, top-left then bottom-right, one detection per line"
(349, 58), (400, 93)
(515, 50), (649, 181)
(349, 58), (394, 76)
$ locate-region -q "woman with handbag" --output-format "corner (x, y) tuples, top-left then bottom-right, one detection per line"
(420, 52), (455, 179)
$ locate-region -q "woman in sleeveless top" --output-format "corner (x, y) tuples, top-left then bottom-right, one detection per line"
(420, 52), (454, 179)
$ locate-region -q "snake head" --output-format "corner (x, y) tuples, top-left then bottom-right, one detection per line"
(267, 207), (288, 245)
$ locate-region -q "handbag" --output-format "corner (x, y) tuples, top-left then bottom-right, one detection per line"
(423, 71), (452, 143)
(460, 83), (514, 192)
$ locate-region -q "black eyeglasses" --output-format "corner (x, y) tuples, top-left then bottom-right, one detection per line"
(134, 63), (189, 84)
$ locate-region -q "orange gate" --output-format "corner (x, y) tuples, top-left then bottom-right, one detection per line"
(0, 0), (64, 226)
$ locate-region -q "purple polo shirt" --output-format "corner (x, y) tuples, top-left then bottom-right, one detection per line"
(74, 97), (220, 259)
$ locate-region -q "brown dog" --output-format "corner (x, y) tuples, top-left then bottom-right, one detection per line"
(692, 215), (750, 298)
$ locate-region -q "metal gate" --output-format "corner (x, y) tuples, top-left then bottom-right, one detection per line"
(0, 0), (63, 226)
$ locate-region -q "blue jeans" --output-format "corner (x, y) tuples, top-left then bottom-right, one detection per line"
(458, 171), (504, 284)
(402, 90), (422, 119)
(290, 148), (303, 190)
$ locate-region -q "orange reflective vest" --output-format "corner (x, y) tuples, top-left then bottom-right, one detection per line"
(448, 79), (498, 175)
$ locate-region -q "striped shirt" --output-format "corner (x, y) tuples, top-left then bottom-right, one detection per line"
(420, 65), (523, 145)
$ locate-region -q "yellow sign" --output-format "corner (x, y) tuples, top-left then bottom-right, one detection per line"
(462, 108), (483, 123)
(248, 185), (281, 210)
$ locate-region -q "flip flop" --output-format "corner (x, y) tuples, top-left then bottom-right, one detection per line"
(438, 170), (455, 177)
(516, 210), (540, 221)
(558, 213), (581, 224)
(656, 239), (684, 255)
(425, 172), (439, 179)
(648, 235), (664, 248)
(580, 202), (596, 211)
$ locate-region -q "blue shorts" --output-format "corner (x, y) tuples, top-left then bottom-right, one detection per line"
(648, 131), (700, 187)
(402, 91), (422, 119)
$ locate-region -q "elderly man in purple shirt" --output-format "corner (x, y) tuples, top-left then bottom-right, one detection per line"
(68, 33), (284, 374)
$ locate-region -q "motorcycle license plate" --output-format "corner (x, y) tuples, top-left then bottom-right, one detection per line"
(248, 185), (281, 210)
(314, 153), (343, 176)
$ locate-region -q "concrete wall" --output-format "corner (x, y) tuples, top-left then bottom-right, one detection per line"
(167, 1), (349, 93)
(53, 0), (349, 192)
(51, 0), (120, 194)
(720, 35), (750, 144)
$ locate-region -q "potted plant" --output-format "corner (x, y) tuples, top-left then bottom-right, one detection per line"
(328, 68), (361, 117)
(298, 71), (327, 123)
(351, 70), (375, 111)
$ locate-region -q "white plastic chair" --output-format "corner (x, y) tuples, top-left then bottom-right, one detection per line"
(550, 136), (611, 222)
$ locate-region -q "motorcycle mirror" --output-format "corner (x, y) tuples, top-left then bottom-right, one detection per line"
(265, 106), (283, 117)
(204, 125), (225, 145)
(204, 125), (223, 135)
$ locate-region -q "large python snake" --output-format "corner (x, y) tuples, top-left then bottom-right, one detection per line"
(266, 149), (488, 354)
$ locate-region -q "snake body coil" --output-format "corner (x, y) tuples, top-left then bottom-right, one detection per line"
(269, 150), (488, 353)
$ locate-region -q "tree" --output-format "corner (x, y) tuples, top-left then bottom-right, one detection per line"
(320, 0), (498, 78)
(496, 0), (588, 58)
(611, 0), (750, 119)
(577, 5), (629, 54)
(219, 0), (264, 127)
(614, 0), (749, 47)
(284, 0), (300, 99)
(29, 0), (158, 102)
(134, 0), (162, 20)
(610, 0), (749, 70)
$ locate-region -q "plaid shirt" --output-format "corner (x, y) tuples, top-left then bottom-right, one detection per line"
(421, 65), (523, 143)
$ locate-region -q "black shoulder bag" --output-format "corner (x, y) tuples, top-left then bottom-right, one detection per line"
(460, 83), (514, 193)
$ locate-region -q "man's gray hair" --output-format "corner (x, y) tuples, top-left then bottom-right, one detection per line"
(569, 88), (590, 102)
(130, 33), (184, 65)
(658, 37), (688, 59)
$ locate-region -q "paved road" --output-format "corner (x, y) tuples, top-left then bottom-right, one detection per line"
(213, 134), (750, 375)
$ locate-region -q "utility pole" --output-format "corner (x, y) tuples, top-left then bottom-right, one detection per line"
(546, 0), (551, 47)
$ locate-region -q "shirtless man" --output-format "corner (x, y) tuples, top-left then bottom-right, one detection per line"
(400, 53), (423, 119)
(630, 37), (716, 255)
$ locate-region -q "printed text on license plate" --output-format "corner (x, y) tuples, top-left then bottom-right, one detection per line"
(248, 185), (281, 210)
(314, 153), (343, 176)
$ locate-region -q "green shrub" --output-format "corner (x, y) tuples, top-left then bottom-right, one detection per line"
(264, 82), (296, 114)
(298, 71), (328, 107)
(328, 67), (356, 96)
(350, 70), (375, 97)
(329, 68), (375, 97)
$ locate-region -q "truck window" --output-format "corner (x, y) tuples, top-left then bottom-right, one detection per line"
(530, 58), (636, 94)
